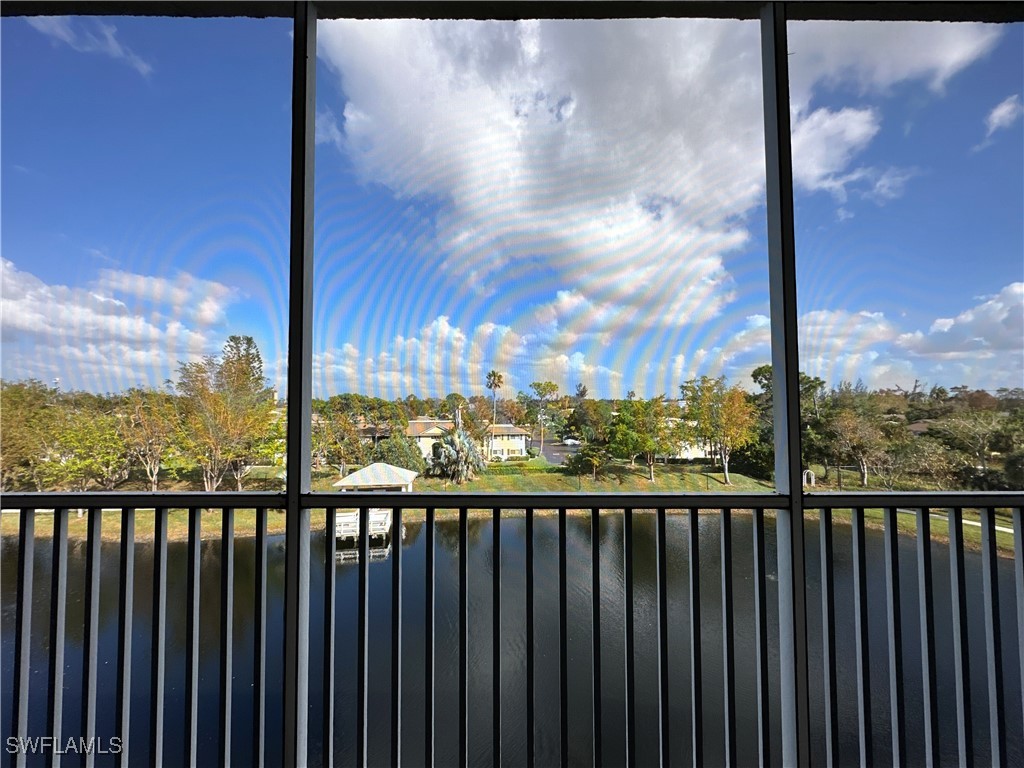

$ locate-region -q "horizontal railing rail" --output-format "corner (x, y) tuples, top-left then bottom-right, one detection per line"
(6, 489), (1022, 512)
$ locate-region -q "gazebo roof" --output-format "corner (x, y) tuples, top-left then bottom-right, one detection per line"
(332, 462), (419, 489)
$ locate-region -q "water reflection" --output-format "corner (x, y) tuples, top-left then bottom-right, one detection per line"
(2, 513), (1021, 767)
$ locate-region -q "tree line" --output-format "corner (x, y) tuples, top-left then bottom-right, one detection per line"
(3, 340), (1022, 492)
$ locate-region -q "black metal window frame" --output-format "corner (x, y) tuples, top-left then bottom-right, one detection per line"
(3, 3), (1022, 767)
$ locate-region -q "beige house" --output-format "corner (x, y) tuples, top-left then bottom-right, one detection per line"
(486, 424), (530, 459)
(405, 417), (455, 458)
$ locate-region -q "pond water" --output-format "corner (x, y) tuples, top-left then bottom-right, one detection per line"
(2, 512), (1021, 767)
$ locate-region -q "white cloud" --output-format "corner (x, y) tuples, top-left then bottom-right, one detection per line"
(26, 16), (153, 77)
(787, 21), (1001, 106)
(895, 282), (1024, 360)
(790, 107), (880, 193)
(973, 93), (1023, 151)
(314, 316), (530, 398)
(985, 93), (1023, 137)
(317, 18), (1001, 349)
(318, 18), (765, 335)
(312, 313), (635, 398)
(315, 108), (344, 150)
(1, 259), (236, 391)
(787, 21), (1000, 202)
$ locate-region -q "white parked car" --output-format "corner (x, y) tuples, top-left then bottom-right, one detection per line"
(563, 438), (581, 446)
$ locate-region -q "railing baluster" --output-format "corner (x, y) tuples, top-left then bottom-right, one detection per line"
(688, 507), (703, 768)
(459, 507), (469, 768)
(492, 508), (501, 768)
(1015, 508), (1024, 741)
(151, 508), (168, 768)
(391, 507), (402, 768)
(425, 507), (435, 768)
(185, 508), (201, 767)
(591, 508), (603, 768)
(526, 508), (535, 768)
(11, 508), (34, 768)
(117, 508), (136, 768)
(253, 507), (268, 768)
(852, 507), (872, 768)
(220, 508), (235, 768)
(915, 509), (939, 767)
(82, 507), (102, 768)
(560, 507), (570, 767)
(357, 506), (369, 768)
(722, 508), (736, 767)
(656, 507), (670, 768)
(883, 508), (905, 767)
(753, 509), (771, 767)
(980, 507), (1005, 767)
(949, 507), (973, 766)
(623, 508), (635, 768)
(48, 509), (69, 768)
(820, 508), (838, 765)
(325, 508), (336, 768)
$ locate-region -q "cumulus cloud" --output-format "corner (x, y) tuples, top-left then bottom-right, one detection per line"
(895, 282), (1024, 360)
(314, 316), (529, 398)
(318, 18), (766, 336)
(316, 18), (1001, 347)
(312, 313), (633, 398)
(1, 259), (236, 391)
(787, 21), (999, 201)
(26, 16), (153, 77)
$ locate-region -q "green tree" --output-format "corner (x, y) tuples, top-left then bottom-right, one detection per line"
(828, 408), (884, 487)
(371, 433), (427, 474)
(936, 410), (1005, 470)
(0, 379), (53, 490)
(40, 409), (130, 491)
(718, 385), (757, 485)
(176, 336), (275, 491)
(530, 381), (559, 454)
(565, 442), (611, 481)
(609, 396), (678, 482)
(681, 376), (758, 484)
(312, 404), (366, 474)
(121, 387), (180, 491)
(565, 398), (612, 444)
(1004, 450), (1024, 489)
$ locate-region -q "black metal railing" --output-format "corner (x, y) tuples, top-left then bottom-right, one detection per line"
(3, 491), (1022, 766)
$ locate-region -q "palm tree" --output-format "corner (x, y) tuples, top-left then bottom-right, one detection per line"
(485, 370), (503, 458)
(486, 370), (503, 420)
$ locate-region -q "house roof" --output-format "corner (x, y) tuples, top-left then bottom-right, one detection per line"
(405, 418), (454, 437)
(488, 423), (530, 436)
(333, 462), (419, 489)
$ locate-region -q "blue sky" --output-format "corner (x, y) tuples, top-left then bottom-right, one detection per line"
(2, 16), (1021, 399)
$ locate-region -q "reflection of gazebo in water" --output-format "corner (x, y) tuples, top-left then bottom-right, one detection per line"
(332, 462), (417, 546)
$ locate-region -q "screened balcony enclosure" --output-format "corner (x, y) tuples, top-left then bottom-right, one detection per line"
(2, 2), (1023, 768)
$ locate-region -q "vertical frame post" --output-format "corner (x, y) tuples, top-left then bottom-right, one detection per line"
(151, 508), (169, 768)
(82, 508), (102, 768)
(284, 1), (316, 765)
(48, 509), (69, 768)
(117, 509), (136, 768)
(220, 508), (235, 768)
(11, 509), (34, 768)
(760, 4), (809, 765)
